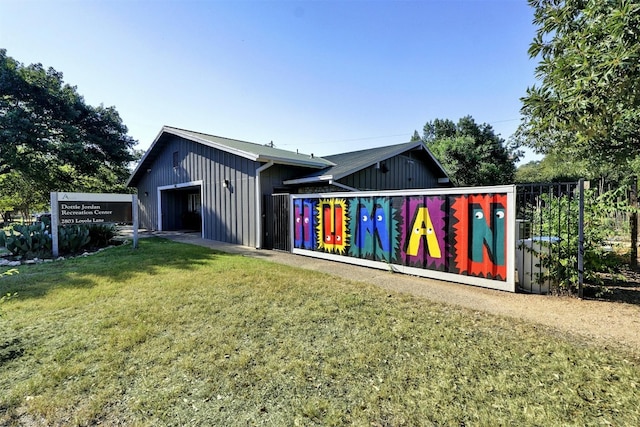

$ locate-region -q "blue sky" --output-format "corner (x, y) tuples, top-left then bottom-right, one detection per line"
(1, 0), (541, 163)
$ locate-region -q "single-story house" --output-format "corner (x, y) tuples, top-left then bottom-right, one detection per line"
(127, 126), (450, 249)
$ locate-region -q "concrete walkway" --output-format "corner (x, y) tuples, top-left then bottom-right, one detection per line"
(144, 231), (640, 356)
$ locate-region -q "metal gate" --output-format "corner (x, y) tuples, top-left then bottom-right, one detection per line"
(263, 193), (290, 251)
(515, 180), (584, 296)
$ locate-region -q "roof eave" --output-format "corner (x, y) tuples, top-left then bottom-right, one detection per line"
(283, 175), (334, 185)
(166, 127), (260, 162)
(126, 126), (170, 187)
(255, 155), (334, 169)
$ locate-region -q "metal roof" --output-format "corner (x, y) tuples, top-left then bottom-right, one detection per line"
(283, 141), (449, 185)
(127, 126), (334, 186)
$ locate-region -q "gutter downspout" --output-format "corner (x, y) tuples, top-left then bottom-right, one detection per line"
(329, 179), (359, 192)
(255, 161), (275, 249)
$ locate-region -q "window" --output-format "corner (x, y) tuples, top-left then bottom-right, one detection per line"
(172, 151), (179, 168)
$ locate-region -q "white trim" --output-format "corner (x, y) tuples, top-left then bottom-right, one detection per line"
(291, 185), (516, 200)
(292, 248), (515, 292)
(283, 174), (333, 185)
(506, 189), (516, 288)
(255, 162), (275, 249)
(55, 192), (134, 202)
(156, 180), (204, 238)
(329, 180), (359, 192)
(167, 127), (260, 162)
(256, 154), (335, 169)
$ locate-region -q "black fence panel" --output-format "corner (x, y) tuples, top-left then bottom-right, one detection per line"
(263, 194), (290, 251)
(515, 181), (584, 295)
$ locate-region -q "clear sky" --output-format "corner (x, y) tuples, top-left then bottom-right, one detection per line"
(1, 0), (541, 162)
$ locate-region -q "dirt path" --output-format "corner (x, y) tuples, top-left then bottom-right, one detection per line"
(161, 233), (640, 357)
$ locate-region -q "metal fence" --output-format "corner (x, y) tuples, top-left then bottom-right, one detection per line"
(263, 194), (291, 251)
(515, 180), (584, 296)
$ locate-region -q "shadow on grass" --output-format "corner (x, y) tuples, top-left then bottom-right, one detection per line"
(0, 237), (234, 301)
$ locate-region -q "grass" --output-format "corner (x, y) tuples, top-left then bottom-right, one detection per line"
(1, 238), (639, 426)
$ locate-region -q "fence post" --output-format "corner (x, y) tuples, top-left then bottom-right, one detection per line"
(578, 179), (585, 298)
(630, 176), (638, 270)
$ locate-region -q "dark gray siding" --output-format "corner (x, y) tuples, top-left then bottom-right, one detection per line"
(337, 152), (440, 190)
(135, 135), (260, 247)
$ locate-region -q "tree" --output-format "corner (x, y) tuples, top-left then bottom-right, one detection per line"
(0, 49), (138, 206)
(519, 0), (640, 267)
(518, 0), (640, 165)
(515, 153), (588, 183)
(415, 116), (520, 186)
(0, 171), (48, 223)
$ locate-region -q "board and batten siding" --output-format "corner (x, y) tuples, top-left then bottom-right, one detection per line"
(135, 135), (261, 247)
(337, 153), (440, 191)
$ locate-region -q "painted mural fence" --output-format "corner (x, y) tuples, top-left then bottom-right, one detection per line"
(291, 186), (516, 292)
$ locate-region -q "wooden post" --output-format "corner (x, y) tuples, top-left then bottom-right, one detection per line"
(631, 176), (638, 270)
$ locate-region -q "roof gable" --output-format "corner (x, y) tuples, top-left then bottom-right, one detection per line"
(127, 126), (333, 186)
(283, 141), (450, 185)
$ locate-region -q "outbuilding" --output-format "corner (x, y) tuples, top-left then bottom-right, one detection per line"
(127, 126), (450, 249)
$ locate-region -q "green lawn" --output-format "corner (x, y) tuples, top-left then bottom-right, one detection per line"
(1, 238), (639, 426)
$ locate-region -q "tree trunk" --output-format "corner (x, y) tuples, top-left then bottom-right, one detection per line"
(631, 176), (638, 270)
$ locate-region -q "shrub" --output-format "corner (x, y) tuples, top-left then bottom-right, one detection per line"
(0, 222), (52, 260)
(58, 225), (91, 255)
(531, 189), (624, 296)
(87, 224), (117, 248)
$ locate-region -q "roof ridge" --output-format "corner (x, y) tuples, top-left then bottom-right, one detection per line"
(324, 140), (420, 158)
(164, 125), (275, 149)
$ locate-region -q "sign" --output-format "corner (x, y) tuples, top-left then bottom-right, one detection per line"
(58, 201), (132, 224)
(50, 192), (139, 257)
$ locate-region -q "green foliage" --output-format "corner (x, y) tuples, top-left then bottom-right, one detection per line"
(516, 153), (588, 183)
(0, 171), (48, 224)
(416, 116), (520, 186)
(58, 225), (91, 255)
(519, 0), (640, 168)
(0, 49), (139, 208)
(0, 223), (52, 260)
(87, 224), (117, 248)
(0, 215), (118, 259)
(530, 189), (625, 295)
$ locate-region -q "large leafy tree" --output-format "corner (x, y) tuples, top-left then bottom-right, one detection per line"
(415, 116), (519, 186)
(519, 0), (640, 266)
(518, 0), (640, 166)
(0, 49), (137, 208)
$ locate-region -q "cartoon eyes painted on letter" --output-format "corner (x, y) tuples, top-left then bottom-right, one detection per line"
(414, 227), (434, 234)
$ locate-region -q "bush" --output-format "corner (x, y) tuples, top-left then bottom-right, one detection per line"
(58, 225), (91, 255)
(0, 218), (119, 259)
(532, 189), (624, 296)
(0, 222), (51, 260)
(87, 224), (117, 248)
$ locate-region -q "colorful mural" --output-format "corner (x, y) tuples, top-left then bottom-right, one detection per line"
(293, 192), (509, 281)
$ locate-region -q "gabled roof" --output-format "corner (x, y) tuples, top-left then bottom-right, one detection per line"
(282, 141), (449, 185)
(127, 126), (334, 186)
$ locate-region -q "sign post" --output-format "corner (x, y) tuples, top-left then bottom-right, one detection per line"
(50, 192), (138, 257)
